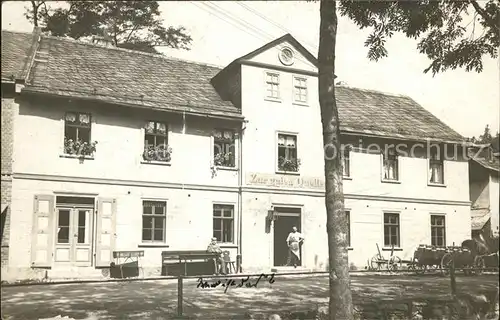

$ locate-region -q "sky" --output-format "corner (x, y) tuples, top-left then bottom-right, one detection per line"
(2, 1), (499, 139)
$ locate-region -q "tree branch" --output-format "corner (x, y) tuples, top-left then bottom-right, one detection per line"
(124, 25), (140, 43)
(30, 1), (41, 26)
(471, 0), (500, 35)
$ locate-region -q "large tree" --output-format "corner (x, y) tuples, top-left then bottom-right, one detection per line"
(25, 1), (192, 54)
(318, 0), (499, 319)
(470, 125), (499, 144)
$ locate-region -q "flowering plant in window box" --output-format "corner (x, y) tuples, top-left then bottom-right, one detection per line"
(278, 157), (301, 172)
(143, 144), (172, 162)
(214, 152), (234, 167)
(64, 137), (98, 157)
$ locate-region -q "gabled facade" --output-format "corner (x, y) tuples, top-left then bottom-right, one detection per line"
(1, 30), (472, 281)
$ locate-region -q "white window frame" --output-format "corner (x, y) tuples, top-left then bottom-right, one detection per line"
(140, 120), (172, 166)
(383, 211), (401, 249)
(213, 202), (236, 244)
(430, 213), (446, 247)
(141, 199), (167, 244)
(275, 131), (300, 174)
(264, 71), (281, 102)
(292, 75), (308, 105)
(60, 111), (95, 159)
(211, 128), (238, 170)
(428, 148), (445, 186)
(381, 147), (400, 183)
(343, 146), (351, 179)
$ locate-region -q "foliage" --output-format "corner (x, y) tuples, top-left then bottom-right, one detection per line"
(214, 152), (235, 167)
(64, 137), (97, 157)
(278, 157), (301, 172)
(25, 1), (192, 54)
(143, 144), (172, 162)
(338, 0), (500, 75)
(470, 125), (499, 144)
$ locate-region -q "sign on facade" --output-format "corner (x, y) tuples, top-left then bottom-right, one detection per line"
(246, 173), (325, 190)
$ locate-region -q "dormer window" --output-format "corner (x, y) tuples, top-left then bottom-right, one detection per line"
(265, 72), (280, 100)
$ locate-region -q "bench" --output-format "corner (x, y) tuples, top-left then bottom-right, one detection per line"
(112, 250), (144, 278)
(162, 250), (219, 276)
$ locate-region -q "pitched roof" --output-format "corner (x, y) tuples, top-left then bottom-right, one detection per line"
(2, 31), (466, 142)
(471, 208), (491, 231)
(335, 86), (465, 143)
(1, 30), (35, 82)
(235, 33), (318, 67)
(471, 157), (500, 172)
(22, 35), (242, 119)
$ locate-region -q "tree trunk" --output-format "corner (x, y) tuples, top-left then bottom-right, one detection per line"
(318, 0), (354, 319)
(31, 1), (39, 27)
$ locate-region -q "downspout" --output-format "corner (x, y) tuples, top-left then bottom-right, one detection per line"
(237, 120), (247, 272)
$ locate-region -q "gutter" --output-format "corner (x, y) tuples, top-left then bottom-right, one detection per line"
(341, 130), (468, 146)
(20, 87), (245, 122)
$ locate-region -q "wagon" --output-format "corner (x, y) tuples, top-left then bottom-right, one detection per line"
(440, 245), (483, 275)
(369, 244), (402, 272)
(408, 244), (448, 274)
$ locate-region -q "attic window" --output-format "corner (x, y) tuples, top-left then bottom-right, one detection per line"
(279, 47), (294, 66)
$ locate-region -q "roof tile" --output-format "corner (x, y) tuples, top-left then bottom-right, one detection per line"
(1, 30), (33, 81)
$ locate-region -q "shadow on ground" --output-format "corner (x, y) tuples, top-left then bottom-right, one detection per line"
(1, 274), (498, 319)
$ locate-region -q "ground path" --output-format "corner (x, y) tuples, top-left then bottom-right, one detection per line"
(1, 273), (498, 319)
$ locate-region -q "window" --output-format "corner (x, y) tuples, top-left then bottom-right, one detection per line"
(429, 148), (444, 184)
(343, 147), (351, 177)
(431, 215), (446, 247)
(143, 121), (170, 162)
(142, 200), (166, 242)
(277, 133), (299, 172)
(64, 112), (91, 154)
(213, 204), (234, 243)
(384, 213), (400, 247)
(293, 76), (307, 103)
(382, 148), (399, 181)
(213, 129), (236, 167)
(265, 72), (280, 99)
(345, 210), (351, 247)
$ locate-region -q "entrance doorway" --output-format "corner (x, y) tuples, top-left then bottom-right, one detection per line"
(273, 207), (302, 267)
(54, 196), (95, 266)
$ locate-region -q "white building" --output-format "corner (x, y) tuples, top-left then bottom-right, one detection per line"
(1, 29), (472, 281)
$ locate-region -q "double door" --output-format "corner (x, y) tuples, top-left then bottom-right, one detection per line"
(54, 206), (94, 266)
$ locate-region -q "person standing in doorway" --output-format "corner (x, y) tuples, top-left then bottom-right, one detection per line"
(286, 226), (304, 268)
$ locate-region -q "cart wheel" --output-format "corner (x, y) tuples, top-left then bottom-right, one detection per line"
(474, 256), (485, 276)
(388, 256), (402, 273)
(415, 264), (426, 275)
(370, 255), (381, 271)
(441, 253), (453, 276)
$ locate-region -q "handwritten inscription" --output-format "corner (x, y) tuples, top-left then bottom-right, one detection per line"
(197, 273), (276, 293)
(247, 173), (325, 190)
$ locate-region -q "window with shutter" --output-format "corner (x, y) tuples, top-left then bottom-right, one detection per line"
(31, 195), (55, 267)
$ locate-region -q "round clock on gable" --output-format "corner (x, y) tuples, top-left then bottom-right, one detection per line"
(278, 47), (294, 66)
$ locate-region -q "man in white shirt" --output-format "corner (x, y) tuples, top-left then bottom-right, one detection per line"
(286, 226), (304, 268)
